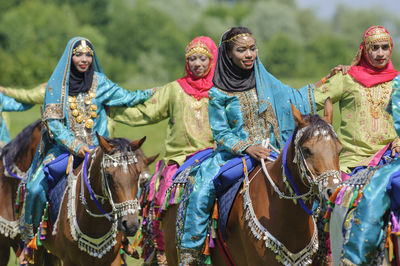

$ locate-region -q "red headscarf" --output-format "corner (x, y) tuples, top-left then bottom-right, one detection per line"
(177, 36), (218, 100)
(348, 25), (399, 88)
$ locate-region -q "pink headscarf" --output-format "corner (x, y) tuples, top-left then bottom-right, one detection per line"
(348, 25), (399, 88)
(177, 36), (218, 100)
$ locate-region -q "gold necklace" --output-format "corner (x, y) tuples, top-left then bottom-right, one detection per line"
(68, 90), (97, 129)
(364, 82), (391, 119)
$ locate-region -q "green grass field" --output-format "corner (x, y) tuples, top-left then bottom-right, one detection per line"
(5, 78), (340, 265)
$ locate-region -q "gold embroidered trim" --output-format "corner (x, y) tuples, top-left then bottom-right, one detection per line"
(43, 103), (63, 120)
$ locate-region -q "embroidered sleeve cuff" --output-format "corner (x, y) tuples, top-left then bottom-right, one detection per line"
(232, 140), (251, 155)
(67, 139), (84, 155)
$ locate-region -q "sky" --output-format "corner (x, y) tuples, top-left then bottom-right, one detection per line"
(295, 0), (399, 20)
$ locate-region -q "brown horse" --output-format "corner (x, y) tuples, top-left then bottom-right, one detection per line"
(164, 99), (342, 265)
(40, 134), (157, 265)
(0, 120), (42, 265)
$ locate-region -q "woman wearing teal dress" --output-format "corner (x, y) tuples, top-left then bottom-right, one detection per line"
(22, 37), (154, 256)
(0, 92), (34, 146)
(178, 27), (316, 264)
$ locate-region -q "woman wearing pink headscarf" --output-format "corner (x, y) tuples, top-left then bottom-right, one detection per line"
(111, 36), (218, 264)
(314, 25), (399, 175)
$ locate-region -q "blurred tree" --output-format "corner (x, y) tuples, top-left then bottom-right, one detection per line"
(241, 1), (302, 43)
(260, 33), (300, 78)
(104, 0), (187, 83)
(0, 1), (106, 86)
(299, 35), (353, 78)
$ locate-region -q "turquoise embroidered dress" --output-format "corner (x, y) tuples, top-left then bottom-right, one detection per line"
(179, 58), (316, 254)
(23, 37), (153, 239)
(0, 92), (33, 144)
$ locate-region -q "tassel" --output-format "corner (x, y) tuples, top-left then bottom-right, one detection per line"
(348, 188), (359, 208)
(324, 222), (330, 232)
(65, 154), (73, 174)
(209, 235), (215, 248)
(36, 233), (42, 246)
(162, 189), (171, 211)
(169, 187), (176, 205)
(335, 186), (347, 205)
(323, 207), (333, 220)
(353, 191), (363, 207)
(212, 201), (218, 220)
(204, 255), (211, 265)
(203, 234), (210, 255)
(341, 187), (353, 207)
(155, 175), (161, 192)
(329, 185), (343, 204)
(27, 235), (38, 250)
(177, 185), (185, 203)
(386, 223), (394, 261)
(173, 185), (181, 204)
(392, 212), (400, 233)
(132, 229), (142, 248)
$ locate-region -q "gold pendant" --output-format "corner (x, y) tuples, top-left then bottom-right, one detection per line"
(70, 102), (77, 110)
(89, 92), (96, 98)
(76, 115), (84, 123)
(91, 111), (97, 118)
(72, 109), (79, 117)
(90, 105), (98, 111)
(192, 101), (202, 110)
(68, 96), (77, 103)
(84, 98), (91, 105)
(85, 119), (94, 129)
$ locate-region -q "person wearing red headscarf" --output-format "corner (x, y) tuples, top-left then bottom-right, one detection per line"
(314, 25), (399, 175)
(111, 36), (218, 265)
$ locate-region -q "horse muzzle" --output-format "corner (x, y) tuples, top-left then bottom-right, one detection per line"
(118, 213), (140, 236)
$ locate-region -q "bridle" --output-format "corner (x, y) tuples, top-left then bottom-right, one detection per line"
(65, 146), (149, 258)
(79, 146), (148, 222)
(260, 125), (341, 215)
(241, 125), (341, 265)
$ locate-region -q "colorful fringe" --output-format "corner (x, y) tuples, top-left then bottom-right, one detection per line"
(15, 184), (26, 216)
(161, 184), (185, 211)
(323, 184), (365, 232)
(39, 202), (50, 240)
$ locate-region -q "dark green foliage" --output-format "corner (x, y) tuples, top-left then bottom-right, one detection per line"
(0, 0), (399, 87)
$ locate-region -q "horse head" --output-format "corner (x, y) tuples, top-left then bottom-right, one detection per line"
(289, 98), (342, 201)
(96, 133), (158, 237)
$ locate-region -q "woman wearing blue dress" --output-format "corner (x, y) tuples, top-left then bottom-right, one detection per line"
(22, 37), (154, 253)
(0, 92), (34, 146)
(178, 26), (317, 264)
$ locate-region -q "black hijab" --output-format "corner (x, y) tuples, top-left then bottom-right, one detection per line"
(212, 31), (256, 92)
(68, 40), (94, 96)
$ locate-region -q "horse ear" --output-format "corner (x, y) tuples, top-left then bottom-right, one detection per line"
(291, 103), (306, 128)
(145, 154), (159, 166)
(323, 97), (333, 125)
(96, 132), (113, 154)
(130, 136), (146, 150)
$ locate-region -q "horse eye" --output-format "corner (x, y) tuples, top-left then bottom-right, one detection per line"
(302, 147), (312, 158)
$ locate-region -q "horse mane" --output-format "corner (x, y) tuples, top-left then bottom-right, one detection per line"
(107, 137), (137, 154)
(0, 119), (41, 164)
(293, 114), (337, 146)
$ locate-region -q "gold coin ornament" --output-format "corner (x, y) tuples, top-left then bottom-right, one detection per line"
(72, 109), (79, 117)
(68, 89), (97, 126)
(76, 115), (84, 123)
(85, 119), (94, 129)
